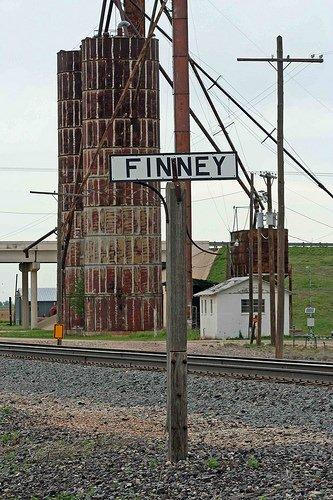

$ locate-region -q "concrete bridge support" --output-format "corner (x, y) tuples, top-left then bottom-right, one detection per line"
(19, 262), (40, 329)
(30, 263), (40, 329)
(19, 263), (29, 329)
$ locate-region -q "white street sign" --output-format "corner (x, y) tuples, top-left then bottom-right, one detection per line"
(109, 152), (237, 182)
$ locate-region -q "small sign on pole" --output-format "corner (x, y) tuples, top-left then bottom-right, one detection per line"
(305, 306), (315, 337)
(109, 152), (237, 182)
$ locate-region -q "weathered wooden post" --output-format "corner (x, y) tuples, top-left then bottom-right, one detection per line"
(166, 182), (188, 462)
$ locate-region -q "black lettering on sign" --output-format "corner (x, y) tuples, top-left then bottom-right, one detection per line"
(146, 157), (151, 178)
(126, 158), (141, 178)
(213, 155), (226, 175)
(156, 157), (171, 177)
(195, 156), (209, 176)
(177, 157), (192, 177)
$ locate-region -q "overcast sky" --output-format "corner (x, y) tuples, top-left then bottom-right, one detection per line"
(0, 0), (332, 300)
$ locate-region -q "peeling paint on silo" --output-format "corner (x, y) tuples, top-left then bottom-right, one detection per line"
(57, 50), (84, 330)
(81, 35), (162, 332)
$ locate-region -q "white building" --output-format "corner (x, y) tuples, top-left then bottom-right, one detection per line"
(195, 276), (290, 340)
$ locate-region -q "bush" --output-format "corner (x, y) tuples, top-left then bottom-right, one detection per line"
(70, 273), (85, 318)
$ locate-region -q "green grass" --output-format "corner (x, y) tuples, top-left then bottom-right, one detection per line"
(206, 457), (220, 469)
(289, 247), (333, 335)
(4, 245), (331, 338)
(0, 431), (20, 445)
(0, 323), (200, 342)
(0, 405), (12, 416)
(208, 246), (228, 282)
(247, 455), (260, 469)
(208, 245), (333, 336)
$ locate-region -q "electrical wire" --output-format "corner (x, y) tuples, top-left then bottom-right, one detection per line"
(243, 208), (249, 231)
(273, 202), (333, 230)
(206, 184), (230, 233)
(72, 25), (99, 50)
(188, 53), (329, 196)
(192, 190), (243, 203)
(314, 230), (333, 241)
(0, 211), (55, 215)
(205, 0), (332, 115)
(0, 214), (55, 240)
(205, 0), (266, 56)
(192, 79), (333, 227)
(291, 78), (333, 114)
(186, 228), (221, 256)
(285, 187), (333, 214)
(233, 122), (248, 167)
(211, 94), (325, 191)
(289, 234), (314, 243)
(0, 168), (56, 172)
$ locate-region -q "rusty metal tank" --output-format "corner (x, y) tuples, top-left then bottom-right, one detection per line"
(81, 34), (162, 331)
(57, 50), (84, 329)
(230, 229), (288, 276)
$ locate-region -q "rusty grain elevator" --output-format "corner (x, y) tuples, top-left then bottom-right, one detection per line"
(57, 2), (162, 332)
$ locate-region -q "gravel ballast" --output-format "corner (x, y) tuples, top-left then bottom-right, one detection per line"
(0, 357), (332, 499)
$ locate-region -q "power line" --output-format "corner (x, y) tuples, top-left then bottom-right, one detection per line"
(208, 85), (324, 185)
(192, 191), (243, 203)
(212, 97), (328, 191)
(0, 214), (55, 240)
(205, 0), (332, 114)
(192, 82), (331, 198)
(291, 78), (333, 114)
(206, 0), (265, 56)
(285, 187), (333, 214)
(207, 185), (230, 233)
(0, 211), (56, 215)
(273, 202), (333, 229)
(0, 167), (56, 172)
(315, 230), (333, 240)
(289, 234), (313, 243)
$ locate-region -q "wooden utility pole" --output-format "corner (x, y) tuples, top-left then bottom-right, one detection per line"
(238, 38), (323, 358)
(172, 0), (192, 326)
(257, 221), (262, 346)
(57, 177), (63, 324)
(249, 173), (254, 343)
(275, 35), (285, 358)
(166, 0), (190, 462)
(288, 265), (293, 330)
(9, 297), (12, 326)
(260, 171), (276, 345)
(166, 183), (188, 462)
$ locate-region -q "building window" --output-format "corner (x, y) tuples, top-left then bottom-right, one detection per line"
(210, 299), (213, 314)
(204, 300), (207, 315)
(241, 299), (265, 313)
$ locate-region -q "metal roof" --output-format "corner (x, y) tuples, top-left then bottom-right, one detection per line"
(194, 276), (291, 297)
(17, 287), (57, 302)
(194, 277), (249, 297)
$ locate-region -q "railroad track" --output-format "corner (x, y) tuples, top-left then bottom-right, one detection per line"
(0, 341), (332, 386)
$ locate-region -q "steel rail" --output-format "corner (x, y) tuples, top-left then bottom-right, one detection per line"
(0, 342), (332, 385)
(0, 340), (331, 364)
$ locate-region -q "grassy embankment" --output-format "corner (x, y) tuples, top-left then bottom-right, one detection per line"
(208, 245), (333, 335)
(0, 322), (199, 341)
(2, 246), (330, 340)
(289, 246), (333, 335)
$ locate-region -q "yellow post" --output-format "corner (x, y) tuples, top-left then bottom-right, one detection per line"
(53, 323), (64, 346)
